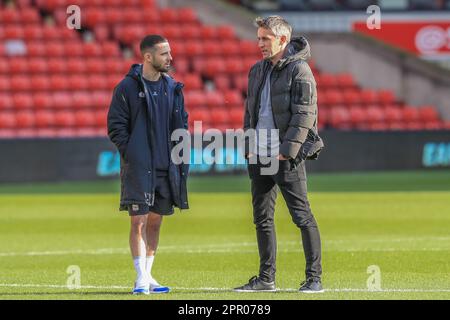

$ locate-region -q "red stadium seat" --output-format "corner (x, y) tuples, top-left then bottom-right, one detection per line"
(75, 110), (96, 127)
(366, 105), (385, 124)
(88, 75), (108, 90)
(233, 75), (248, 93)
(54, 111), (75, 127)
(83, 8), (106, 28)
(342, 88), (361, 105)
(189, 108), (211, 123)
(360, 89), (378, 104)
(101, 42), (120, 57)
(35, 110), (55, 128)
(92, 91), (110, 109)
(15, 111), (35, 128)
(11, 76), (31, 92)
(403, 106), (420, 123)
(200, 26), (217, 39)
(172, 58), (189, 74)
(0, 76), (10, 92)
(221, 40), (240, 56)
(317, 73), (337, 88)
(50, 75), (68, 91)
(9, 58), (28, 74)
(1, 8), (20, 24)
(224, 90), (244, 107)
(33, 93), (53, 110)
(64, 42), (84, 57)
(214, 75), (231, 91)
(324, 89), (344, 105)
(95, 110), (108, 127)
(178, 7), (198, 24)
(123, 8), (143, 23)
(184, 91), (205, 109)
(203, 41), (222, 56)
(26, 41), (46, 56)
(45, 42), (65, 57)
(73, 92), (92, 109)
(29, 58), (48, 74)
(69, 75), (89, 91)
(4, 25), (24, 39)
(204, 59), (226, 77)
(184, 42), (203, 57)
(424, 121), (442, 130)
(0, 94), (13, 110)
(378, 89), (396, 105)
(0, 112), (16, 129)
(30, 75), (50, 91)
(12, 93), (32, 110)
(20, 9), (40, 24)
(205, 91), (224, 109)
(142, 10), (160, 23)
(47, 59), (66, 73)
(419, 105), (439, 122)
(384, 106), (403, 123)
(85, 58), (105, 74)
(336, 73), (355, 88)
(180, 74), (203, 91)
(52, 92), (72, 109)
(0, 60), (8, 74)
(182, 24), (201, 39)
(225, 58), (245, 74)
(329, 106), (351, 129)
(83, 43), (102, 56)
(160, 8), (178, 23)
(93, 25), (110, 42)
(24, 25), (43, 40)
(41, 26), (62, 40)
(217, 25), (235, 40)
(349, 106), (367, 126)
(210, 109), (229, 127)
(163, 24), (182, 40)
(229, 107), (244, 125)
(240, 40), (259, 56)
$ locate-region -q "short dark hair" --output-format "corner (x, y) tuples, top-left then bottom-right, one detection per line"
(140, 35), (168, 55)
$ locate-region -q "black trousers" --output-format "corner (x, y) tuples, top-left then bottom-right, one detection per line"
(248, 158), (322, 282)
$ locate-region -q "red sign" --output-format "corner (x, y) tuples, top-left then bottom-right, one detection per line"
(353, 21), (450, 57)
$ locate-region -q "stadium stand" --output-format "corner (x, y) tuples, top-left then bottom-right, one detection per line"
(0, 0), (449, 138)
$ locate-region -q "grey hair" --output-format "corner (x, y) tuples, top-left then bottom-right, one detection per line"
(254, 15), (292, 42)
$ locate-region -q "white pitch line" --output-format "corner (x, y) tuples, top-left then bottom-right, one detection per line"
(0, 245), (449, 257)
(0, 283), (449, 293)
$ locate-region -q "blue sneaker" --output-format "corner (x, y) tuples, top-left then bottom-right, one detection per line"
(149, 278), (170, 294)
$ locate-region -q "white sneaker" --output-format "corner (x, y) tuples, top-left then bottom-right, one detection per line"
(148, 277), (170, 294)
(132, 283), (150, 295)
(132, 276), (150, 295)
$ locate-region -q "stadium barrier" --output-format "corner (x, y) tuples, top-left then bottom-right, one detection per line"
(1, 130), (449, 183)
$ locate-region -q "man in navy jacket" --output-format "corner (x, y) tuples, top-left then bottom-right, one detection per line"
(107, 35), (189, 295)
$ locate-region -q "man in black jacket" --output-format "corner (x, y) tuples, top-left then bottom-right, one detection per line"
(234, 16), (323, 293)
(107, 35), (189, 295)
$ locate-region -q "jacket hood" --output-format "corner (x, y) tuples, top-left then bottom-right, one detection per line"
(277, 36), (311, 69)
(126, 64), (181, 90)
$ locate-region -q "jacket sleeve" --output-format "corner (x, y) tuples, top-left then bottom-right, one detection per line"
(279, 61), (317, 159)
(243, 65), (256, 156)
(107, 84), (131, 159)
(180, 91), (188, 130)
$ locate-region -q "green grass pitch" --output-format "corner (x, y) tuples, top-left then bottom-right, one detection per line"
(0, 171), (449, 300)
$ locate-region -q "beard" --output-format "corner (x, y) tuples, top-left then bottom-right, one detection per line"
(153, 61), (171, 73)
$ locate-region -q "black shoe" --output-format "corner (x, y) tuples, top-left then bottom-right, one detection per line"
(299, 278), (324, 293)
(234, 276), (276, 292)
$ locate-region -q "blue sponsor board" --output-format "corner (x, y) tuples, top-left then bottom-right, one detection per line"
(422, 142), (450, 167)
